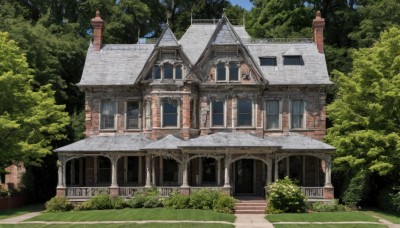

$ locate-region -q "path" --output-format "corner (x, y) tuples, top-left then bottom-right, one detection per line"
(235, 214), (273, 228)
(0, 211), (42, 224)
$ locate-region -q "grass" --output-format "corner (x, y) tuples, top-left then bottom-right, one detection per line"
(274, 225), (385, 228)
(364, 210), (400, 224)
(0, 223), (233, 228)
(28, 208), (235, 223)
(0, 204), (43, 220)
(266, 211), (379, 223)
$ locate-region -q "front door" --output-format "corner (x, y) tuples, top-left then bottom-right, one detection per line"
(235, 159), (253, 194)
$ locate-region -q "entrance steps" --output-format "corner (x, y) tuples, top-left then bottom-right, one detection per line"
(235, 197), (266, 214)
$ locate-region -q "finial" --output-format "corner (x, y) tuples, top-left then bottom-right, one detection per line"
(96, 10), (100, 18)
(316, 10), (321, 18)
(167, 12), (171, 25)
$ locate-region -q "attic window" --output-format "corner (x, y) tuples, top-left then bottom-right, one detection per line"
(153, 65), (161, 79)
(259, 57), (277, 66)
(283, 56), (304, 65)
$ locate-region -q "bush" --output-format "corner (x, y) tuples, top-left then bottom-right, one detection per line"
(45, 196), (73, 212)
(311, 200), (348, 212)
(214, 194), (235, 213)
(377, 187), (395, 211)
(74, 201), (92, 211)
(342, 171), (368, 207)
(143, 196), (163, 208)
(391, 187), (400, 212)
(190, 189), (215, 209)
(164, 192), (190, 209)
(266, 177), (307, 214)
(0, 187), (9, 197)
(89, 194), (112, 210)
(111, 196), (125, 209)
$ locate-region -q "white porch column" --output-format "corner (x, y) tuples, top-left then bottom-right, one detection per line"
(57, 155), (66, 188)
(152, 157), (156, 186)
(217, 158), (221, 186)
(267, 163), (272, 184)
(110, 155), (119, 188)
(324, 154), (333, 187)
(145, 154), (151, 187)
(223, 154), (231, 187)
(181, 154), (189, 187)
(274, 159), (279, 181)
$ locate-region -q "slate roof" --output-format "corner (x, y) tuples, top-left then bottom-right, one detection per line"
(143, 135), (187, 150)
(266, 133), (335, 150)
(181, 132), (280, 148)
(157, 25), (179, 47)
(54, 134), (153, 152)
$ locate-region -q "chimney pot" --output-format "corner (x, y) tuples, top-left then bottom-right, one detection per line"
(312, 11), (325, 54)
(91, 11), (105, 51)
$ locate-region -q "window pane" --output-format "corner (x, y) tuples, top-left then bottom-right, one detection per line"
(202, 158), (216, 182)
(164, 63), (173, 79)
(163, 100), (178, 127)
(260, 57), (277, 66)
(267, 101), (279, 129)
(217, 63), (226, 81)
(238, 99), (252, 126)
(175, 65), (182, 79)
(153, 65), (161, 79)
(163, 159), (178, 182)
(284, 56), (303, 65)
(127, 157), (138, 182)
(291, 101), (304, 128)
(212, 100), (224, 126)
(229, 62), (238, 81)
(101, 100), (115, 129)
(126, 101), (139, 129)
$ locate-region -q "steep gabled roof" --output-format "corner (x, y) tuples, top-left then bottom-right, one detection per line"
(156, 24), (179, 47)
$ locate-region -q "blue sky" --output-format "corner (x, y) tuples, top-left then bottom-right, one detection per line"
(229, 0), (253, 11)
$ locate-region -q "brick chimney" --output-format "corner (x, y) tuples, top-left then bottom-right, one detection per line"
(312, 11), (325, 54)
(91, 11), (105, 51)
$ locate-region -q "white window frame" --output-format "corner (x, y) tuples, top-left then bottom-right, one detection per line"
(236, 98), (255, 128)
(216, 62), (227, 82)
(265, 100), (282, 130)
(289, 100), (306, 130)
(215, 61), (241, 83)
(210, 99), (226, 128)
(228, 62), (240, 82)
(99, 99), (117, 131)
(152, 63), (184, 80)
(125, 100), (142, 130)
(161, 98), (181, 128)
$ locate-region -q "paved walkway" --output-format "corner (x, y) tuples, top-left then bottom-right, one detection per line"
(0, 211), (42, 224)
(235, 214), (273, 228)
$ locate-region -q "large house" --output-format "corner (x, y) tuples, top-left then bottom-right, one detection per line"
(55, 11), (335, 200)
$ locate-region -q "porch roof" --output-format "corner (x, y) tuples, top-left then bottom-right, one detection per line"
(54, 134), (153, 152)
(266, 133), (335, 151)
(143, 135), (186, 150)
(180, 132), (280, 148)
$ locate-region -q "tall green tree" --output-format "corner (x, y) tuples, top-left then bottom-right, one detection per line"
(0, 32), (70, 173)
(326, 27), (400, 205)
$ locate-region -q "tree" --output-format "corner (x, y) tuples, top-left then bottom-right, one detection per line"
(326, 27), (400, 205)
(0, 32), (70, 174)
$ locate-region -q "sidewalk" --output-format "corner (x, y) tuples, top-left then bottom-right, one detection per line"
(235, 214), (274, 228)
(0, 211), (42, 224)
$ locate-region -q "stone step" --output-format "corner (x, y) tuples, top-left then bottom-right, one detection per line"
(236, 205), (266, 209)
(235, 209), (265, 214)
(235, 200), (266, 214)
(235, 202), (266, 206)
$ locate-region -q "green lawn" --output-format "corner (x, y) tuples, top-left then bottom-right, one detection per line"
(28, 208), (235, 223)
(0, 223), (233, 228)
(266, 212), (379, 223)
(274, 225), (385, 228)
(365, 210), (400, 224)
(0, 204), (43, 220)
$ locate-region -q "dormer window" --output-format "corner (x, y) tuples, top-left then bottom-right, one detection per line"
(216, 62), (240, 82)
(150, 64), (184, 80)
(217, 63), (226, 81)
(229, 62), (239, 81)
(175, 65), (182, 79)
(164, 63), (173, 79)
(153, 65), (161, 79)
(259, 57), (277, 66)
(284, 56), (304, 65)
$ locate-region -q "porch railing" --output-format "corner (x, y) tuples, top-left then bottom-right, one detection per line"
(301, 187), (324, 199)
(67, 187), (110, 199)
(189, 187), (223, 194)
(158, 187), (180, 197)
(119, 187), (145, 197)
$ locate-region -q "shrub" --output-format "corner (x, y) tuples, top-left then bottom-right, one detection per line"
(89, 194), (112, 210)
(74, 201), (92, 211)
(377, 187), (395, 211)
(126, 192), (147, 208)
(164, 192), (190, 209)
(143, 196), (163, 208)
(190, 189), (214, 209)
(45, 196), (73, 212)
(111, 196), (125, 209)
(342, 171), (368, 207)
(266, 177), (307, 214)
(214, 194), (235, 213)
(311, 200), (348, 212)
(0, 187), (9, 197)
(391, 187), (400, 212)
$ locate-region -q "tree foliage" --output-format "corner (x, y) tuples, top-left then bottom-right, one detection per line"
(0, 32), (70, 173)
(326, 27), (400, 205)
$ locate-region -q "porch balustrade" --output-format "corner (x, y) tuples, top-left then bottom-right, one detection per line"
(158, 186), (180, 196)
(301, 187), (324, 199)
(67, 187), (110, 199)
(119, 187), (145, 197)
(189, 187), (223, 194)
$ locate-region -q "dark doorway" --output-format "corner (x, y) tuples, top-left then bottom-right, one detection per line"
(235, 159), (253, 194)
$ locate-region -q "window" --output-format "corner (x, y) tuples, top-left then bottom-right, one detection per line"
(284, 56), (303, 65)
(175, 65), (182, 79)
(202, 158), (216, 183)
(211, 100), (224, 127)
(163, 100), (178, 127)
(100, 100), (116, 129)
(126, 101), (139, 129)
(153, 65), (161, 79)
(260, 57), (277, 66)
(291, 100), (304, 129)
(127, 157), (138, 183)
(0, 173), (5, 184)
(217, 63), (226, 81)
(97, 156), (111, 183)
(164, 63), (173, 79)
(163, 159), (178, 182)
(229, 62), (239, 81)
(237, 99), (252, 126)
(266, 100), (280, 129)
